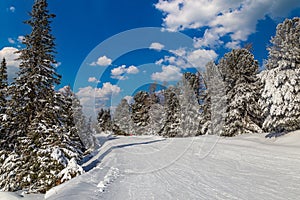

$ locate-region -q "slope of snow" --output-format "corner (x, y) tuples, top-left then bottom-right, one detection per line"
(1, 131), (300, 199)
(44, 131), (300, 200)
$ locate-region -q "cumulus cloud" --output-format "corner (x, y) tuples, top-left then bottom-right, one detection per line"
(90, 55), (112, 67)
(155, 0), (300, 48)
(0, 47), (20, 82)
(111, 65), (139, 80)
(187, 49), (218, 69)
(151, 65), (182, 82)
(88, 77), (100, 83)
(156, 48), (218, 70)
(149, 42), (165, 51)
(76, 83), (121, 116)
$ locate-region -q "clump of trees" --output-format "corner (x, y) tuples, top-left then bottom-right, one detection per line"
(97, 17), (300, 138)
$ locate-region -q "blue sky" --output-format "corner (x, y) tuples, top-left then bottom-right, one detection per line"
(0, 0), (299, 117)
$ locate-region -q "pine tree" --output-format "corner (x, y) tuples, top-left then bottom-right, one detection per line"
(113, 98), (132, 135)
(218, 48), (262, 136)
(260, 17), (300, 133)
(59, 86), (87, 151)
(7, 0), (61, 145)
(148, 103), (165, 135)
(0, 58), (7, 116)
(160, 87), (181, 137)
(0, 0), (84, 193)
(0, 58), (8, 137)
(177, 73), (202, 137)
(97, 108), (112, 132)
(131, 91), (159, 135)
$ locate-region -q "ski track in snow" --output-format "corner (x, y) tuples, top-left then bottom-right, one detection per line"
(2, 132), (300, 200)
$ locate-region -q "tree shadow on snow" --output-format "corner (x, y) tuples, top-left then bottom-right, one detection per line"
(83, 138), (165, 172)
(265, 131), (289, 138)
(81, 136), (119, 164)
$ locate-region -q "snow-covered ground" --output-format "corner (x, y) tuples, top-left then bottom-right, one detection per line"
(2, 131), (300, 200)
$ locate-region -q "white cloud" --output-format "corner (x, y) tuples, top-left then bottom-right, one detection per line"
(123, 95), (134, 104)
(76, 83), (121, 116)
(151, 65), (182, 82)
(187, 49), (218, 69)
(17, 36), (25, 43)
(88, 77), (100, 83)
(127, 65), (139, 74)
(90, 55), (112, 67)
(225, 41), (241, 49)
(156, 48), (218, 70)
(9, 6), (15, 13)
(111, 65), (139, 80)
(0, 47), (20, 82)
(149, 42), (165, 51)
(155, 0), (300, 48)
(77, 83), (121, 101)
(8, 38), (15, 44)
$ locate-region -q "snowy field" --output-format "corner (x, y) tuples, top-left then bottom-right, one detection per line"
(1, 131), (300, 200)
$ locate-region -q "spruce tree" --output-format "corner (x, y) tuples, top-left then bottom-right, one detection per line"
(97, 108), (112, 132)
(0, 58), (8, 167)
(8, 0), (61, 144)
(177, 73), (202, 137)
(218, 48), (262, 136)
(131, 91), (159, 135)
(160, 87), (181, 137)
(260, 17), (300, 133)
(113, 98), (132, 135)
(0, 58), (7, 116)
(0, 0), (84, 193)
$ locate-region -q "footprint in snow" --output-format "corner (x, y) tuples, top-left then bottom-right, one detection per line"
(97, 167), (120, 192)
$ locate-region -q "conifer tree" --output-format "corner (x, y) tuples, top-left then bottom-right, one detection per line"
(0, 0), (84, 193)
(114, 98), (132, 135)
(160, 87), (181, 137)
(260, 17), (300, 133)
(0, 58), (7, 116)
(177, 73), (202, 137)
(97, 108), (112, 132)
(8, 0), (61, 144)
(218, 48), (262, 136)
(0, 58), (8, 149)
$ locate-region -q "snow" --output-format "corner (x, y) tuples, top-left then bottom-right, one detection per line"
(0, 192), (42, 200)
(2, 131), (300, 199)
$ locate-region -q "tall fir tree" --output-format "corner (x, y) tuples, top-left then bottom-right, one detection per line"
(97, 108), (113, 132)
(113, 98), (133, 135)
(260, 17), (300, 133)
(0, 0), (84, 193)
(0, 58), (8, 146)
(160, 87), (181, 137)
(7, 0), (61, 145)
(218, 48), (262, 136)
(0, 58), (7, 116)
(177, 73), (202, 137)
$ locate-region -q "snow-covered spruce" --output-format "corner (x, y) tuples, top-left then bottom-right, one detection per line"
(113, 98), (133, 135)
(218, 48), (263, 136)
(0, 0), (85, 193)
(199, 61), (226, 135)
(260, 17), (300, 133)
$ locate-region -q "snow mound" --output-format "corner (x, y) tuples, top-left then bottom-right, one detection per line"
(58, 158), (85, 183)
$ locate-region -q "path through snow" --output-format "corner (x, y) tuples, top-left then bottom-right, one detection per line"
(44, 131), (300, 200)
